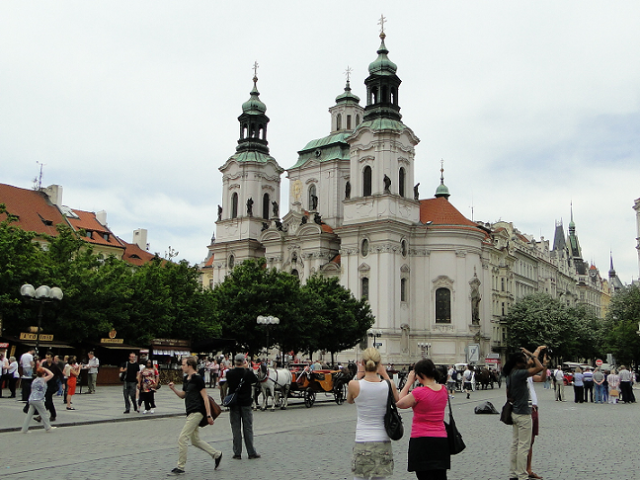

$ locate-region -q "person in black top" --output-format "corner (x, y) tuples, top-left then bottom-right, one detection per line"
(119, 352), (140, 414)
(168, 356), (222, 475)
(36, 351), (63, 422)
(225, 354), (260, 460)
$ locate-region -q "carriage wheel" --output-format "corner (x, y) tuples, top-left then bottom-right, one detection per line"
(304, 390), (316, 408)
(335, 383), (347, 405)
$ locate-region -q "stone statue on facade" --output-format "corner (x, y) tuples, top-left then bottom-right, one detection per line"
(272, 201), (279, 217)
(246, 197), (254, 217)
(217, 205), (222, 222)
(383, 174), (391, 193)
(414, 183), (420, 201)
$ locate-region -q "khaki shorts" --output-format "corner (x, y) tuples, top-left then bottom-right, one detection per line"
(351, 441), (393, 478)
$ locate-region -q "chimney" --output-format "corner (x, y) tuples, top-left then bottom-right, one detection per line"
(133, 228), (148, 250)
(96, 210), (108, 227)
(42, 185), (63, 206)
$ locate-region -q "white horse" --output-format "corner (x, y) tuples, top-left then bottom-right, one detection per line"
(252, 364), (292, 411)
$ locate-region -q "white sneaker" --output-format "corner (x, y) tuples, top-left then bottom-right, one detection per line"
(142, 410), (148, 414)
(149, 409), (155, 414)
(46, 427), (57, 433)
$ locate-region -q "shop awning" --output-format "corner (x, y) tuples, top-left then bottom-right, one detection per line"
(152, 347), (191, 357)
(20, 342), (75, 349)
(97, 343), (142, 351)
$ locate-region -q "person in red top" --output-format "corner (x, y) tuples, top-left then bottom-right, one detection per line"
(397, 359), (450, 480)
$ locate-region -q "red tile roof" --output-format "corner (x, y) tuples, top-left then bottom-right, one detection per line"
(321, 223), (334, 233)
(67, 209), (125, 249)
(204, 254), (215, 267)
(419, 197), (478, 227)
(0, 184), (68, 236)
(118, 238), (157, 266)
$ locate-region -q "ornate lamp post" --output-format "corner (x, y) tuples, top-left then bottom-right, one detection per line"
(368, 329), (382, 349)
(257, 315), (279, 357)
(20, 284), (63, 359)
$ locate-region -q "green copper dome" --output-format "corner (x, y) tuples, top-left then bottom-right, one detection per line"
(368, 35), (397, 76)
(242, 78), (267, 115)
(335, 80), (360, 104)
(435, 183), (450, 198)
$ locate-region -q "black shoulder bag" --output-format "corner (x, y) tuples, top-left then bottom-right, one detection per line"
(500, 376), (514, 425)
(445, 395), (466, 454)
(222, 375), (245, 408)
(383, 379), (404, 441)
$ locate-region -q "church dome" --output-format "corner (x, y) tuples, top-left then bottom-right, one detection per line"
(435, 183), (450, 198)
(368, 35), (398, 76)
(242, 79), (267, 114)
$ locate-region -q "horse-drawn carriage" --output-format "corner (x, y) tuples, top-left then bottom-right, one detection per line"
(252, 363), (354, 410)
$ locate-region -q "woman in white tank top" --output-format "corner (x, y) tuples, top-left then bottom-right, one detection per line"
(347, 347), (399, 480)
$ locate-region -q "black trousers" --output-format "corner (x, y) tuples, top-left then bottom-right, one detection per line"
(416, 470), (447, 480)
(574, 385), (584, 403)
(620, 382), (634, 403)
(583, 381), (594, 402)
(45, 390), (57, 419)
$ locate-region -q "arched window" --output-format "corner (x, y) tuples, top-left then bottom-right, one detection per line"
(263, 193), (270, 219)
(401, 278), (407, 302)
(399, 167), (406, 197)
(361, 277), (369, 300)
(241, 124), (248, 139)
(356, 115), (360, 126)
(361, 238), (369, 257)
(336, 114), (342, 131)
(291, 269), (299, 279)
(347, 115), (352, 130)
(228, 254), (235, 269)
(363, 166), (372, 197)
(435, 288), (451, 323)
(371, 86), (378, 104)
(258, 125), (264, 140)
(250, 123), (256, 137)
(401, 240), (407, 257)
(391, 87), (397, 105)
(308, 184), (317, 210)
(231, 192), (238, 219)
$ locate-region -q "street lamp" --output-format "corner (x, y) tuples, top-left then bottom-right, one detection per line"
(368, 329), (382, 349)
(20, 284), (63, 360)
(257, 315), (279, 357)
(417, 342), (431, 359)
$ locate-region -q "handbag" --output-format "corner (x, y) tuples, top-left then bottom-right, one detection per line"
(609, 388), (619, 397)
(383, 379), (404, 441)
(199, 395), (223, 427)
(500, 381), (514, 425)
(222, 376), (245, 407)
(445, 396), (466, 454)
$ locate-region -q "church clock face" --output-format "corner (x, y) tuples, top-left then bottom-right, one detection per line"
(292, 180), (302, 201)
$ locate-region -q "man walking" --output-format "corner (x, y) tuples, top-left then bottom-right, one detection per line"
(120, 352), (140, 414)
(167, 356), (222, 475)
(463, 364), (474, 399)
(84, 351), (99, 394)
(553, 365), (565, 401)
(226, 354), (260, 460)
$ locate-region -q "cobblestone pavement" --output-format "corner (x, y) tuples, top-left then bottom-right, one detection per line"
(2, 384), (639, 479)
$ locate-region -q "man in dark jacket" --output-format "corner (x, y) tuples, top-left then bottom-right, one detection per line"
(226, 354), (260, 460)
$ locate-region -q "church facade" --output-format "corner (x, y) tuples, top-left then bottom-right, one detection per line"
(203, 30), (494, 366)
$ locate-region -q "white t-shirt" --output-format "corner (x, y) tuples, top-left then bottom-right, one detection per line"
(20, 352), (33, 369)
(554, 369), (564, 382)
(527, 377), (538, 406)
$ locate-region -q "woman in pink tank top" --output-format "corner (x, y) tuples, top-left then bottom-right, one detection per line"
(397, 359), (450, 480)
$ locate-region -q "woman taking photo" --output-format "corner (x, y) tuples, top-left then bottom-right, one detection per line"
(397, 359), (450, 480)
(347, 347), (398, 480)
(66, 356), (81, 410)
(139, 359), (158, 413)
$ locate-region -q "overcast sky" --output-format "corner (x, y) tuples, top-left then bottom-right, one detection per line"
(2, 2), (639, 283)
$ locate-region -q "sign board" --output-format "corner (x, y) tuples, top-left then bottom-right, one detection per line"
(0, 342), (9, 349)
(100, 338), (124, 344)
(485, 358), (500, 364)
(595, 359), (603, 366)
(20, 332), (54, 342)
(152, 338), (190, 347)
(467, 344), (480, 363)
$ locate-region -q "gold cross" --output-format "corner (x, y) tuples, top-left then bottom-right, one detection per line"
(253, 61), (259, 78)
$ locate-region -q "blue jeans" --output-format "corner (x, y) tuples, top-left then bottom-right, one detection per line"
(595, 383), (606, 403)
(229, 405), (257, 457)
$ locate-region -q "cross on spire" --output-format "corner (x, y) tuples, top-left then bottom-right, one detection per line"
(440, 159), (445, 184)
(378, 14), (386, 36)
(344, 66), (353, 83)
(252, 61), (259, 81)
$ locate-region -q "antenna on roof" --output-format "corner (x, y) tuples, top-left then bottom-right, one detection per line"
(33, 161), (45, 191)
(469, 193), (474, 222)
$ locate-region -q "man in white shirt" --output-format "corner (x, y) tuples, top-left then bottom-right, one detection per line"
(85, 351), (100, 394)
(553, 365), (565, 401)
(20, 349), (35, 378)
(447, 365), (457, 397)
(618, 365), (634, 403)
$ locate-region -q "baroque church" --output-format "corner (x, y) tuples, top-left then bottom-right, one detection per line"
(202, 27), (492, 366)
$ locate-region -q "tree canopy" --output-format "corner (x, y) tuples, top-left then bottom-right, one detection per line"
(504, 293), (603, 363)
(602, 285), (640, 366)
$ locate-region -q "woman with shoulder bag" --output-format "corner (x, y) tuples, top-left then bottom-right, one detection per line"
(397, 359), (450, 480)
(347, 347), (398, 480)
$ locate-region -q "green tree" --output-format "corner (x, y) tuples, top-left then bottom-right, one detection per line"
(602, 285), (640, 366)
(210, 258), (303, 356)
(300, 274), (374, 363)
(505, 293), (603, 362)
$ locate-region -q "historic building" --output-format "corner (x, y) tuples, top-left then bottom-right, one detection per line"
(203, 27), (617, 366)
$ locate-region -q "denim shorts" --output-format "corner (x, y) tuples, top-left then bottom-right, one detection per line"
(351, 441), (393, 478)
